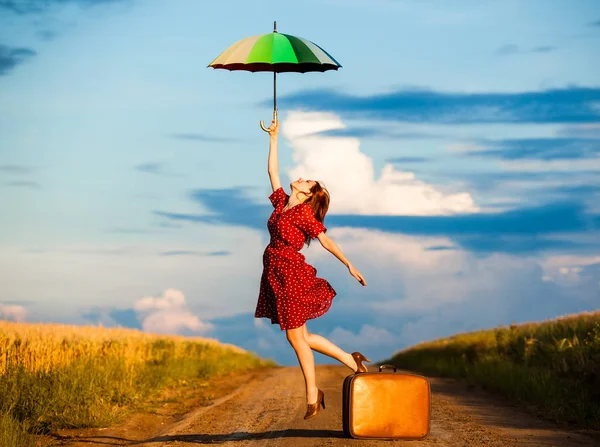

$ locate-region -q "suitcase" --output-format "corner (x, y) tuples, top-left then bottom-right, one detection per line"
(342, 364), (431, 440)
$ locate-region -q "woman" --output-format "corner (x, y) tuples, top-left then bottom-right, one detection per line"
(254, 118), (370, 421)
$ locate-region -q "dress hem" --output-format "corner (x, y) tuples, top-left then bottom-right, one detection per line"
(254, 289), (337, 331)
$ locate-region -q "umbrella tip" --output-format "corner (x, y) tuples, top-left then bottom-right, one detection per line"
(274, 20), (277, 32)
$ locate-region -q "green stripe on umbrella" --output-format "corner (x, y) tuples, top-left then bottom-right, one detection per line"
(209, 31), (341, 70)
(208, 21), (342, 131)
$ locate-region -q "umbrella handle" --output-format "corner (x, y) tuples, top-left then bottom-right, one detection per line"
(260, 109), (278, 133)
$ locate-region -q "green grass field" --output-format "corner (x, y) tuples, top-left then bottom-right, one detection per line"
(382, 311), (600, 429)
(0, 321), (275, 447)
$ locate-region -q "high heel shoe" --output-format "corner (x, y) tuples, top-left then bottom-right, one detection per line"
(304, 389), (325, 420)
(351, 351), (371, 373)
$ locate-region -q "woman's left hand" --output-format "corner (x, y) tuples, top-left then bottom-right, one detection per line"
(266, 118), (279, 137)
(348, 264), (367, 286)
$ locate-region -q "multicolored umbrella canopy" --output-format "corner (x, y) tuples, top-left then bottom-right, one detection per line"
(208, 22), (342, 131)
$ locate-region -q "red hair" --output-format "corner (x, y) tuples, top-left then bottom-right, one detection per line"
(299, 181), (330, 247)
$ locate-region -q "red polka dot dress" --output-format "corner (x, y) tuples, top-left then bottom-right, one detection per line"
(254, 186), (337, 330)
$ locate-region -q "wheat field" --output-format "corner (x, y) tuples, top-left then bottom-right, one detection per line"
(0, 320), (247, 374)
(383, 310), (600, 429)
(0, 321), (274, 447)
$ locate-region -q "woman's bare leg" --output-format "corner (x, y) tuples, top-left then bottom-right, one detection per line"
(286, 324), (319, 404)
(302, 325), (358, 372)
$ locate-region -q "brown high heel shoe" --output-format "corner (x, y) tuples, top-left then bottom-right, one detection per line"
(304, 389), (325, 420)
(351, 351), (371, 373)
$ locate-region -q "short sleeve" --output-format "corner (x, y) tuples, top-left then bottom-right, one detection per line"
(297, 204), (327, 239)
(268, 187), (288, 209)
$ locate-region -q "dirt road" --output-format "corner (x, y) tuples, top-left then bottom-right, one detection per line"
(57, 365), (599, 447)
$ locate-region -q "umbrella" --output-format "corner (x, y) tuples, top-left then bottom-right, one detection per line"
(208, 21), (342, 131)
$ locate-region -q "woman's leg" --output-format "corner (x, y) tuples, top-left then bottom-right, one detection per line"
(302, 325), (358, 372)
(286, 324), (319, 404)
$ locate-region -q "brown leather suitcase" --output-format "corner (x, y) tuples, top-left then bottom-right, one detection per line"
(342, 364), (431, 440)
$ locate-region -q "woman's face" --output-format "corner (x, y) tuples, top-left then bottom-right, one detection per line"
(291, 177), (316, 196)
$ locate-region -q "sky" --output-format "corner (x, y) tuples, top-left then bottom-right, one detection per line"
(1, 0), (599, 366)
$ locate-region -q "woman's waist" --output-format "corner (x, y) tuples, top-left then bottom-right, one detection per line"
(264, 244), (304, 260)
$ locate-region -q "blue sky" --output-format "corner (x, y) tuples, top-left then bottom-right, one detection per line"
(1, 0), (599, 366)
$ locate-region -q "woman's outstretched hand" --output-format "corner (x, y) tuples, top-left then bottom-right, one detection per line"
(348, 264), (367, 286)
(266, 118), (279, 137)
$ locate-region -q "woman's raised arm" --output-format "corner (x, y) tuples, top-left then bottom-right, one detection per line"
(266, 119), (282, 192)
(317, 233), (367, 286)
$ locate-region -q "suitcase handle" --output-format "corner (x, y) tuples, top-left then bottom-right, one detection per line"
(378, 364), (397, 373)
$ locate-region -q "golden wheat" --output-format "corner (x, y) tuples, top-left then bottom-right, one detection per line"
(0, 321), (248, 375)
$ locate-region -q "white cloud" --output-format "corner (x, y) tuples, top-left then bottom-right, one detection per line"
(134, 288), (186, 312)
(282, 111), (479, 216)
(538, 254), (600, 284)
(312, 227), (599, 354)
(0, 304), (27, 322)
(251, 316), (289, 357)
(446, 142), (485, 154)
(329, 324), (395, 349)
(500, 157), (600, 173)
(0, 228), (264, 324)
(253, 318), (267, 329)
(558, 123), (600, 139)
(133, 288), (212, 335)
(308, 227), (472, 314)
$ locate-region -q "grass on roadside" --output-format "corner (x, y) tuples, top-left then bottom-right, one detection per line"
(0, 321), (276, 446)
(382, 310), (600, 429)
